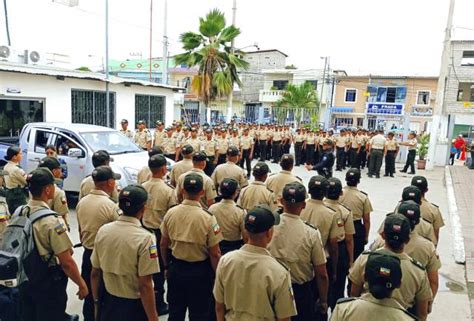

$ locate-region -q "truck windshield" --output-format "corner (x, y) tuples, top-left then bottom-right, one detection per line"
(80, 131), (142, 155)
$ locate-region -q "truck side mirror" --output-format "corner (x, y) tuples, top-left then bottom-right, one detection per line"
(68, 148), (85, 158)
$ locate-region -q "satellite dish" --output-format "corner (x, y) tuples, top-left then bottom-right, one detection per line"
(0, 46), (11, 59)
(30, 51), (41, 63)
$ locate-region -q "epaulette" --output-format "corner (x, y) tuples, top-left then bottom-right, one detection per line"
(203, 208), (214, 216)
(266, 187), (274, 193)
(140, 224), (154, 234)
(339, 203), (352, 212)
(236, 204), (245, 211)
(359, 190), (368, 196)
(269, 173), (277, 176)
(431, 202), (439, 208)
(361, 250), (372, 256)
(166, 182), (176, 190)
(325, 205), (337, 212)
(422, 217), (432, 224)
(401, 309), (417, 320)
(336, 297), (357, 304)
(169, 204), (179, 209)
(304, 221), (318, 231)
(410, 257), (426, 271)
(296, 176), (302, 181)
(274, 258), (290, 271)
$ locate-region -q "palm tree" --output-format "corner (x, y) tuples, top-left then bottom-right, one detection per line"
(174, 9), (249, 123)
(276, 82), (319, 127)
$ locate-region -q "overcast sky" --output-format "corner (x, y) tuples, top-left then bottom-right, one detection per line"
(2, 0), (474, 75)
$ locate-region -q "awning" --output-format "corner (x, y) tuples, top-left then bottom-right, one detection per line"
(330, 107), (354, 113)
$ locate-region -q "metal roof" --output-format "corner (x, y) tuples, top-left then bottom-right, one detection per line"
(244, 49), (289, 57)
(0, 62), (183, 91)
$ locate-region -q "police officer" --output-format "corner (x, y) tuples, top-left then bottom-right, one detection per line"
(324, 177), (355, 310)
(76, 165), (121, 321)
(335, 129), (347, 171)
(266, 154), (302, 203)
(304, 130), (317, 165)
(203, 128), (219, 176)
(272, 126), (283, 163)
(216, 128), (230, 165)
(162, 127), (180, 162)
(333, 252), (416, 321)
(160, 173), (223, 321)
(213, 204), (297, 320)
(154, 121), (167, 149)
(238, 162), (277, 211)
(142, 154), (178, 315)
(305, 139), (335, 179)
(349, 130), (361, 169)
(384, 132), (399, 177)
(119, 119), (134, 140)
(20, 168), (87, 321)
(239, 128), (254, 178)
(268, 182), (329, 321)
(340, 168), (373, 261)
(294, 129), (305, 166)
(90, 185), (160, 321)
(368, 129), (387, 178)
(79, 150), (119, 201)
(400, 132), (418, 174)
(170, 145), (194, 187)
(3, 145), (28, 214)
(349, 214), (432, 321)
(134, 120), (152, 151)
(137, 146), (163, 184)
(185, 128), (202, 153)
(212, 146), (248, 193)
(208, 178), (246, 254)
(258, 126), (269, 161)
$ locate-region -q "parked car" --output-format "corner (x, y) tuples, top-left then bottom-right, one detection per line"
(0, 123), (174, 193)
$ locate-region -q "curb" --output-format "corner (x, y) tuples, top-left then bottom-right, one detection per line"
(445, 166), (466, 264)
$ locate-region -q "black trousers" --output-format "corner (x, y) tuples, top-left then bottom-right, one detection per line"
(328, 241), (349, 310)
(239, 149), (252, 176)
(283, 142), (291, 154)
(167, 257), (214, 321)
(353, 220), (366, 261)
(344, 150), (350, 168)
(258, 140), (267, 161)
(100, 291), (147, 321)
(385, 151), (397, 175)
(272, 141), (282, 162)
(336, 147), (345, 170)
(152, 229), (166, 307)
(292, 280), (315, 321)
(204, 156), (215, 177)
(219, 239), (244, 255)
(402, 150), (416, 174)
(217, 154), (227, 165)
(5, 188), (28, 216)
(306, 145), (315, 165)
(295, 143), (303, 166)
(82, 249), (94, 321)
(359, 147), (367, 169)
(368, 149), (383, 176)
(266, 141), (272, 160)
(350, 148), (359, 169)
(20, 267), (68, 321)
(253, 139), (260, 159)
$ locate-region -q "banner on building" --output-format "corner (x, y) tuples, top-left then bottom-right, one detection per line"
(366, 103), (404, 115)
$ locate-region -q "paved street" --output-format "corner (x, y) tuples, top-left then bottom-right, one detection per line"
(63, 161), (471, 320)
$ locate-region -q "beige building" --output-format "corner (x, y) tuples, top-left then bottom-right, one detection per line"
(331, 75), (438, 133)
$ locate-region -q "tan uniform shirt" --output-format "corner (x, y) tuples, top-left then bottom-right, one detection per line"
(91, 215), (159, 299)
(161, 199), (223, 262)
(170, 159), (193, 186)
(301, 199), (340, 250)
(335, 136), (347, 148)
(212, 161), (248, 191)
(162, 136), (179, 155)
(76, 189), (120, 250)
(185, 137), (202, 153)
(154, 130), (167, 148)
(332, 293), (416, 321)
(350, 136), (359, 149)
(420, 197), (445, 230)
(386, 138), (399, 151)
(258, 130), (269, 141)
(324, 199), (356, 242)
(28, 200), (72, 265)
(407, 138), (418, 150)
(240, 136), (254, 150)
(79, 176), (119, 202)
(229, 136), (241, 148)
(265, 170), (301, 201)
(217, 137), (230, 155)
(208, 199), (245, 241)
(203, 139), (219, 156)
(176, 168), (217, 209)
(48, 184), (69, 224)
(120, 129), (134, 140)
(134, 129), (152, 149)
(237, 181), (277, 211)
(137, 166), (152, 185)
(340, 186), (373, 220)
(3, 161), (26, 189)
(294, 134), (306, 143)
(370, 134), (387, 150)
(272, 131), (282, 142)
(305, 134), (316, 145)
(0, 202), (8, 242)
(213, 244), (297, 320)
(172, 131), (185, 145)
(142, 178), (177, 229)
(268, 213), (327, 284)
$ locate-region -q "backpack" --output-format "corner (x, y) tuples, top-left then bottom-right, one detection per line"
(0, 206), (56, 287)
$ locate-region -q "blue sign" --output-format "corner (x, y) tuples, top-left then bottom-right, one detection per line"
(367, 103), (404, 115)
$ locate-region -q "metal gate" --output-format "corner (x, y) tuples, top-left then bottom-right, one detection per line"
(71, 89), (116, 128)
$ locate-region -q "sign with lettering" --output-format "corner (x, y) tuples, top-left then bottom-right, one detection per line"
(366, 103), (404, 115)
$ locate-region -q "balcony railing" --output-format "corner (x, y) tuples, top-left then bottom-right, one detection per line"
(259, 90), (284, 103)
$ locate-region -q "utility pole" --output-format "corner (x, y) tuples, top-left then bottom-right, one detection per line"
(226, 0), (237, 123)
(320, 56), (328, 128)
(105, 0), (110, 128)
(149, 0), (153, 82)
(162, 0), (169, 85)
(426, 0), (456, 170)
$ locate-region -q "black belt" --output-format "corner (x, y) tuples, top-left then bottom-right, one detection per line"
(372, 148), (384, 151)
(387, 150), (397, 152)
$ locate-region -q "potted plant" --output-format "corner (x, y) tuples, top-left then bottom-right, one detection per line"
(417, 133), (430, 169)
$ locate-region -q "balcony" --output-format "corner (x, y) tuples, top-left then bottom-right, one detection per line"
(259, 90), (284, 103)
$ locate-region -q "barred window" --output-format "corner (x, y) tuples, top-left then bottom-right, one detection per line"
(135, 95), (165, 127)
(71, 90), (115, 128)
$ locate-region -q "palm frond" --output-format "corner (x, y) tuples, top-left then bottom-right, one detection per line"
(219, 25), (241, 43)
(199, 9), (226, 38)
(180, 32), (204, 51)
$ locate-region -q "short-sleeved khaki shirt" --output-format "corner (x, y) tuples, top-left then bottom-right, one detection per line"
(91, 216), (159, 299)
(76, 189), (120, 249)
(229, 136), (241, 148)
(120, 129), (134, 140)
(301, 199), (340, 250)
(161, 200), (223, 262)
(386, 138), (399, 151)
(79, 176), (119, 202)
(240, 136), (254, 150)
(324, 199), (356, 241)
(170, 159), (193, 186)
(268, 213), (327, 284)
(176, 168), (217, 209)
(258, 130), (269, 141)
(335, 136), (347, 148)
(211, 162), (248, 192)
(420, 197), (445, 230)
(237, 181), (277, 211)
(208, 199), (245, 241)
(154, 130), (167, 148)
(370, 134), (387, 150)
(142, 178), (177, 229)
(265, 170), (301, 201)
(213, 244), (297, 320)
(340, 186), (373, 220)
(203, 139), (219, 156)
(185, 137), (202, 153)
(3, 161), (27, 189)
(162, 136), (179, 155)
(48, 185), (69, 228)
(134, 129), (152, 149)
(137, 166), (152, 185)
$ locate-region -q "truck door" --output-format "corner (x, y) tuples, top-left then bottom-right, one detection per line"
(26, 128), (55, 172)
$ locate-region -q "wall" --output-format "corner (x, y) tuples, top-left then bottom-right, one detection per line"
(0, 71), (176, 128)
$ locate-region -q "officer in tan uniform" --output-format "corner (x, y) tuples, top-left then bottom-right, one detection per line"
(170, 145), (194, 187)
(271, 126), (283, 163)
(91, 185), (160, 321)
(216, 129), (229, 165)
(20, 168), (87, 321)
(384, 132), (399, 177)
(79, 150), (119, 202)
(3, 145), (28, 214)
(340, 168), (373, 261)
(349, 214), (432, 321)
(368, 129), (387, 178)
(185, 128), (202, 154)
(162, 127), (180, 162)
(294, 129), (306, 166)
(333, 252), (416, 321)
(268, 182), (329, 321)
(229, 128), (241, 149)
(76, 166), (121, 321)
(212, 146), (248, 193)
(213, 204), (297, 320)
(208, 178), (246, 254)
(153, 121), (167, 149)
(257, 126), (269, 161)
(335, 129), (348, 171)
(239, 128), (254, 178)
(349, 130), (361, 169)
(176, 152), (217, 209)
(160, 173), (223, 321)
(238, 162), (277, 211)
(134, 120), (152, 151)
(203, 128), (219, 176)
(304, 130), (317, 165)
(266, 154), (302, 204)
(141, 154), (177, 315)
(137, 146), (163, 185)
(119, 119), (134, 140)
(325, 177), (355, 310)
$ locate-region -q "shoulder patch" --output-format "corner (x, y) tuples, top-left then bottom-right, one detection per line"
(236, 204), (245, 211)
(266, 187), (274, 193)
(410, 257), (426, 271)
(304, 221), (318, 231)
(336, 297), (357, 304)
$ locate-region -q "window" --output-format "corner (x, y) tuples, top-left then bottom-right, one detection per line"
(344, 89), (357, 103)
(417, 91), (431, 105)
(368, 86), (407, 103)
(357, 117), (364, 127)
(71, 90), (115, 128)
(457, 83), (474, 102)
(135, 95), (166, 126)
(305, 80), (318, 90)
(458, 89), (464, 101)
(334, 117), (353, 127)
(34, 130), (52, 153)
(273, 80), (288, 90)
(461, 51), (474, 66)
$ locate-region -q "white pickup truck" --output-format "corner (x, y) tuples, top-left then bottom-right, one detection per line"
(0, 123), (173, 193)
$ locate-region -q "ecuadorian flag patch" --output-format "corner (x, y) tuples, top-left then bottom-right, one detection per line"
(149, 245), (158, 259)
(54, 223), (67, 235)
(212, 223), (221, 235)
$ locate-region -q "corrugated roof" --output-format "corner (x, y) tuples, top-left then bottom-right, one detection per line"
(336, 74), (438, 80)
(244, 49), (289, 57)
(0, 62), (183, 91)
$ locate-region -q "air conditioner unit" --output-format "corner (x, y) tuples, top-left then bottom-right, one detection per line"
(25, 50), (47, 65)
(0, 45), (22, 63)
